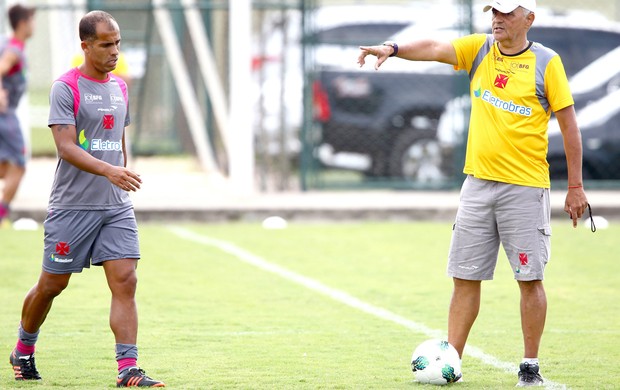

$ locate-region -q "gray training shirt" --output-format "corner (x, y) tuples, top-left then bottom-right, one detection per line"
(47, 68), (131, 210)
(1, 37), (28, 109)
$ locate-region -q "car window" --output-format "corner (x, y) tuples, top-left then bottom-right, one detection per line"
(570, 45), (620, 94)
(309, 23), (410, 46)
(575, 89), (620, 128)
(528, 27), (620, 76)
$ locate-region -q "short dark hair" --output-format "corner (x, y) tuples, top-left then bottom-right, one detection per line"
(8, 4), (35, 31)
(79, 10), (117, 42)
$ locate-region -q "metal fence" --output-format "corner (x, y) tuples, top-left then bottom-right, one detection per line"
(101, 0), (303, 191)
(11, 0), (620, 191)
(15, 0), (303, 191)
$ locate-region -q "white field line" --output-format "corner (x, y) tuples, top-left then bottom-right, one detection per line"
(169, 226), (567, 389)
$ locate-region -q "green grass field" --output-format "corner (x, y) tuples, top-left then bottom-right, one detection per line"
(1, 221), (618, 389)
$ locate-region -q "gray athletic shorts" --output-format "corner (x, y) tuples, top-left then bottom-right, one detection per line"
(447, 175), (551, 281)
(42, 205), (140, 274)
(0, 110), (26, 167)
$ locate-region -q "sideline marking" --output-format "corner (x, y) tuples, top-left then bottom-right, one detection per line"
(169, 226), (567, 389)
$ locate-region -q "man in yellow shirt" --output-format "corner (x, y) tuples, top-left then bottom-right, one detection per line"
(358, 0), (589, 386)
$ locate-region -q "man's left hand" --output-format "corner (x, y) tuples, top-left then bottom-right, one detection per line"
(564, 187), (589, 228)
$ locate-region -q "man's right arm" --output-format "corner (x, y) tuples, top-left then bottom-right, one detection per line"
(358, 39), (457, 70)
(51, 124), (141, 192)
(0, 49), (19, 112)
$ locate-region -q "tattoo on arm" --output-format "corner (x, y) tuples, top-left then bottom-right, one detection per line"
(55, 124), (71, 133)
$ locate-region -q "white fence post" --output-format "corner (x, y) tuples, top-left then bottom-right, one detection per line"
(229, 0), (254, 193)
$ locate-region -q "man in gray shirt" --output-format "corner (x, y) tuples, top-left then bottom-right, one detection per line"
(0, 4), (36, 226)
(9, 10), (165, 388)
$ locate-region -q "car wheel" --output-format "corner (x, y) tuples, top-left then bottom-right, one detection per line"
(389, 130), (444, 182)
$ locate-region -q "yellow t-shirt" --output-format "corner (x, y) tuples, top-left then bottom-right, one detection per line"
(452, 34), (574, 188)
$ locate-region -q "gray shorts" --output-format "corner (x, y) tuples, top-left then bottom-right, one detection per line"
(0, 111), (26, 167)
(447, 176), (551, 281)
(42, 206), (140, 274)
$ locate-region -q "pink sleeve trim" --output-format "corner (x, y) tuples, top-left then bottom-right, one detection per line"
(6, 37), (25, 76)
(56, 68), (81, 117)
(111, 74), (129, 109)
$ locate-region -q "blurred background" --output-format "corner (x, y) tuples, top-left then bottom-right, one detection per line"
(4, 0), (620, 196)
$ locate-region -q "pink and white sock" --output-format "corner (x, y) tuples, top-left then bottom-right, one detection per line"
(118, 358), (138, 373)
(15, 340), (35, 356)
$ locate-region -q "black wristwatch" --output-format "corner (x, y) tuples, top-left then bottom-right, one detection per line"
(383, 41), (399, 57)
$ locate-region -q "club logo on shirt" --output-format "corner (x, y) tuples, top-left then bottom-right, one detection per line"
(103, 114), (115, 130)
(84, 93), (103, 104)
(494, 74), (509, 89)
(56, 242), (70, 256)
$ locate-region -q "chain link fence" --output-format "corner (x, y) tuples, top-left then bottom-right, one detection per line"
(301, 0), (620, 189)
(18, 0), (303, 191)
(13, 0), (620, 191)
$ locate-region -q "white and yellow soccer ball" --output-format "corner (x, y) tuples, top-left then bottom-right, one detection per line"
(411, 339), (462, 385)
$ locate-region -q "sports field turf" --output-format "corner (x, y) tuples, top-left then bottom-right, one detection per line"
(1, 221), (618, 389)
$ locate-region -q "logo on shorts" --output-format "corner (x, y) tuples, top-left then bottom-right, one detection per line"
(49, 254), (74, 263)
(56, 242), (70, 256)
(519, 252), (529, 266)
(50, 242), (73, 263)
(103, 114), (115, 130)
(458, 265), (479, 271)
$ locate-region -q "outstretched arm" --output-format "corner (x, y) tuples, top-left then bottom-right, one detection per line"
(358, 39), (458, 70)
(555, 105), (589, 227)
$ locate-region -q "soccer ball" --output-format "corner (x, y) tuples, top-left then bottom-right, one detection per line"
(411, 339), (462, 385)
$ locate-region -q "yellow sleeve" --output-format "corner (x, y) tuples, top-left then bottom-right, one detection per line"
(113, 52), (129, 77)
(70, 52), (129, 77)
(545, 56), (574, 112)
(451, 34), (488, 72)
(71, 53), (83, 68)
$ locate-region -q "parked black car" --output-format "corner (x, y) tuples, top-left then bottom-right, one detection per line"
(547, 89), (620, 180)
(570, 45), (620, 110)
